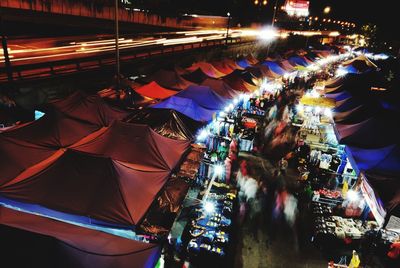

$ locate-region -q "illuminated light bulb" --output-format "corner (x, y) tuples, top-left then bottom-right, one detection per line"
(204, 201), (215, 214)
(263, 0), (267, 5)
(324, 108), (332, 118)
(197, 129), (209, 142)
(346, 190), (359, 201)
(254, 0), (259, 4)
(296, 104), (304, 112)
(214, 164), (224, 176)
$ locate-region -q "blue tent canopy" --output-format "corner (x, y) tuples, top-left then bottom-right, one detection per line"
(325, 91), (352, 101)
(236, 59), (251, 69)
(151, 96), (217, 122)
(334, 98), (362, 113)
(288, 56), (309, 67)
(334, 104), (379, 125)
(342, 65), (359, 74)
(175, 85), (228, 110)
(348, 144), (400, 175)
(261, 61), (286, 76)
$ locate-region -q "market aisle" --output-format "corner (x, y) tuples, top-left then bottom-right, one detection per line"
(233, 153), (327, 268)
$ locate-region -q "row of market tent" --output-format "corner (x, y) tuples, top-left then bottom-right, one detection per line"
(0, 48), (340, 267)
(132, 51), (328, 122)
(322, 54), (400, 215)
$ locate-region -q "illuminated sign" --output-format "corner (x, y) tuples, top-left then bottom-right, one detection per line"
(284, 0), (310, 17)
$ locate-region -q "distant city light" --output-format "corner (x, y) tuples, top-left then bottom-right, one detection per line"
(323, 6), (331, 14)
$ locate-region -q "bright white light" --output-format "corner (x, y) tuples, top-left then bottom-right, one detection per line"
(308, 64), (320, 72)
(219, 111), (226, 117)
(329, 31), (340, 37)
(347, 189), (359, 202)
(305, 90), (319, 98)
(214, 164), (224, 176)
(335, 67), (348, 77)
(258, 27), (278, 42)
(197, 129), (209, 142)
(343, 45), (351, 51)
(224, 106), (230, 113)
(305, 106), (313, 113)
(204, 201), (215, 214)
(324, 108), (332, 118)
(315, 106), (321, 114)
(296, 104), (304, 112)
(233, 98), (239, 105)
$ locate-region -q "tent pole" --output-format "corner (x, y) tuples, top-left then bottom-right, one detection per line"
(0, 13), (13, 87)
(115, 0), (120, 89)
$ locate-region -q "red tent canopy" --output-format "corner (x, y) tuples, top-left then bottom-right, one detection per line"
(0, 111), (104, 185)
(0, 206), (159, 268)
(0, 135), (60, 186)
(201, 78), (241, 99)
(1, 150), (169, 225)
(49, 91), (127, 126)
(186, 62), (226, 78)
(210, 59), (241, 75)
(1, 112), (100, 148)
(71, 121), (190, 171)
(223, 75), (258, 92)
(143, 69), (193, 90)
(135, 81), (178, 99)
(253, 65), (282, 79)
(279, 60), (295, 71)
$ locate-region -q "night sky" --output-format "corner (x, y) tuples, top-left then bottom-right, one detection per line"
(309, 0), (397, 32)
(155, 0), (398, 40)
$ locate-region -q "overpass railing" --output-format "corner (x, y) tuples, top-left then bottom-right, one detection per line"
(0, 37), (254, 83)
(0, 0), (224, 29)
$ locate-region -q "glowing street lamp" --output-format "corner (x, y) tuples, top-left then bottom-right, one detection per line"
(258, 27), (278, 43)
(225, 12), (231, 46)
(323, 6), (331, 14)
